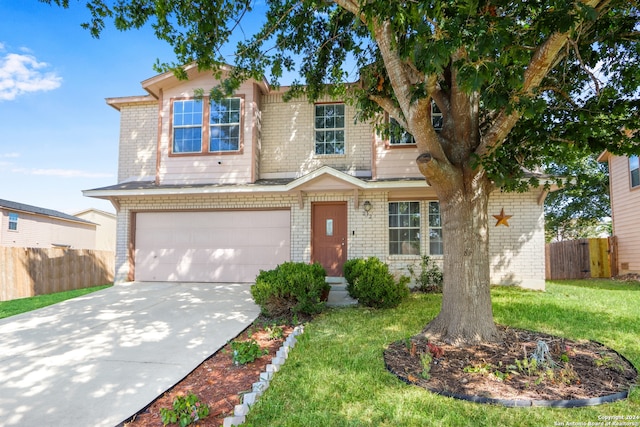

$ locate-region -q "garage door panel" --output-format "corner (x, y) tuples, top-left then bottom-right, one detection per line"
(135, 211), (290, 282)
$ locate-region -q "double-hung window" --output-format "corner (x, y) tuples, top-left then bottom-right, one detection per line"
(315, 104), (345, 155)
(8, 213), (18, 231)
(173, 100), (203, 153)
(389, 202), (421, 255)
(172, 98), (241, 154)
(428, 202), (443, 255)
(210, 98), (241, 152)
(630, 155), (639, 188)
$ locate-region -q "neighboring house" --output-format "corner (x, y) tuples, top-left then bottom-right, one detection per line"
(85, 64), (547, 290)
(0, 199), (96, 249)
(598, 151), (640, 275)
(73, 208), (117, 252)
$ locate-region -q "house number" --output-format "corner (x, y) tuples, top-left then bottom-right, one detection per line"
(326, 219), (333, 236)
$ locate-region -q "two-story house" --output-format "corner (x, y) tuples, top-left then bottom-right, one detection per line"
(84, 64), (547, 289)
(598, 151), (640, 275)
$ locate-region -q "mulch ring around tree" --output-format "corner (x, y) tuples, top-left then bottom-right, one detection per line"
(384, 325), (638, 407)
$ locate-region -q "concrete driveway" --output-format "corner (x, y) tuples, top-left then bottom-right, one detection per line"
(0, 282), (260, 427)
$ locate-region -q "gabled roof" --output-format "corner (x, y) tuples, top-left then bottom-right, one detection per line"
(0, 199), (95, 225)
(141, 63), (271, 99)
(73, 208), (116, 219)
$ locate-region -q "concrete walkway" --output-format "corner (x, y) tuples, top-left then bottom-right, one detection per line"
(0, 282), (260, 427)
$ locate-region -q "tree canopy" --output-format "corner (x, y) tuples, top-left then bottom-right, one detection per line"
(42, 0), (640, 344)
(544, 153), (611, 242)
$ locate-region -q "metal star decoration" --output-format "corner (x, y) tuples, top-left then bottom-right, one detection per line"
(493, 208), (512, 227)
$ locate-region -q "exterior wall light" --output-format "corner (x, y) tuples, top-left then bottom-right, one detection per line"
(363, 201), (373, 213)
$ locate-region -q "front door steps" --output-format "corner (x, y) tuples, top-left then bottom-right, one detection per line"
(325, 277), (357, 307)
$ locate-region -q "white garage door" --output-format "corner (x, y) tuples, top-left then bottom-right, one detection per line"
(135, 210), (290, 282)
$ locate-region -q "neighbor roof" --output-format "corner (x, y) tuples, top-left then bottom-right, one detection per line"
(0, 199), (95, 225)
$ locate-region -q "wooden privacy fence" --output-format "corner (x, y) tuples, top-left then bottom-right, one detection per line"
(545, 237), (617, 280)
(0, 247), (114, 301)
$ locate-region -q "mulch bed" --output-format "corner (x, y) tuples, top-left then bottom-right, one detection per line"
(384, 325), (638, 405)
(121, 321), (294, 427)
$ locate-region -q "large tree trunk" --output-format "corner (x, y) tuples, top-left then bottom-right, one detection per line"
(422, 171), (502, 345)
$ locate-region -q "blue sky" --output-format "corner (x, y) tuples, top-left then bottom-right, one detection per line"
(0, 2), (188, 214)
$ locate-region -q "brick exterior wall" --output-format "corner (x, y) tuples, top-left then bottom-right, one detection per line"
(488, 190), (546, 290)
(112, 189), (545, 290)
(116, 102), (159, 183)
(260, 93), (372, 178)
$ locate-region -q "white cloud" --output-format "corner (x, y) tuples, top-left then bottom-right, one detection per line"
(0, 52), (62, 101)
(12, 168), (114, 179)
(1, 152), (20, 158)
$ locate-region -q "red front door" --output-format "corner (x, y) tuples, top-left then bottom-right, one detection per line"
(312, 202), (347, 276)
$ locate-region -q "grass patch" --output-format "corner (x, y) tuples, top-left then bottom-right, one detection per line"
(246, 280), (639, 426)
(0, 284), (112, 320)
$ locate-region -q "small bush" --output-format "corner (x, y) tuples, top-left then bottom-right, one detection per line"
(344, 257), (410, 309)
(160, 392), (210, 427)
(230, 339), (268, 365)
(251, 262), (328, 317)
(343, 258), (366, 294)
(407, 255), (443, 293)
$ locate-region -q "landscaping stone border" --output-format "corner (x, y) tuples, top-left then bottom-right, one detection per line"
(223, 325), (304, 427)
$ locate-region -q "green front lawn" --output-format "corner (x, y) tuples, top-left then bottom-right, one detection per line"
(0, 284), (112, 320)
(246, 280), (640, 427)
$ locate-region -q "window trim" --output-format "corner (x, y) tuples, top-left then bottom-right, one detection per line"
(428, 201), (443, 256)
(169, 96), (244, 157)
(172, 98), (204, 154)
(314, 102), (346, 156)
(8, 212), (18, 231)
(388, 201), (421, 256)
(630, 155), (639, 189)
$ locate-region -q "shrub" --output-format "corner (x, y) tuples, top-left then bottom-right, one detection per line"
(344, 257), (410, 309)
(343, 258), (366, 296)
(407, 255), (443, 293)
(251, 262), (328, 317)
(230, 339), (268, 365)
(160, 392), (210, 427)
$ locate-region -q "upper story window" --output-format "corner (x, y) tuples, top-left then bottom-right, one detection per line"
(388, 102), (443, 146)
(8, 212), (18, 231)
(630, 155), (639, 188)
(173, 100), (204, 153)
(389, 201), (421, 255)
(172, 97), (242, 155)
(315, 103), (345, 155)
(210, 98), (241, 152)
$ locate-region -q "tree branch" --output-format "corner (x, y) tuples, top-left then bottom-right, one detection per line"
(372, 20), (414, 118)
(369, 94), (406, 128)
(477, 0), (606, 158)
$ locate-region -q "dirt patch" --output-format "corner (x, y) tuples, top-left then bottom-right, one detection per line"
(384, 325), (637, 405)
(122, 322), (293, 427)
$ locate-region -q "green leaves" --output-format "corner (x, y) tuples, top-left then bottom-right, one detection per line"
(159, 392), (210, 427)
(43, 0), (640, 195)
